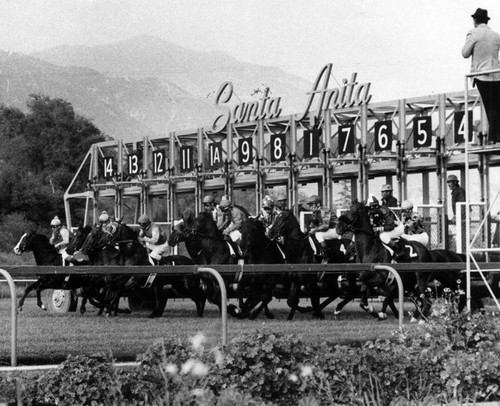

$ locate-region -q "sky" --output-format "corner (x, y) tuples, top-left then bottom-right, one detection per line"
(1, 0), (500, 102)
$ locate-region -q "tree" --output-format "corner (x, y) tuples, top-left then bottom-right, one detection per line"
(0, 95), (107, 227)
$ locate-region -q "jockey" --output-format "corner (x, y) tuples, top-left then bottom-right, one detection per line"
(137, 214), (168, 265)
(400, 200), (429, 246)
(275, 192), (288, 214)
(218, 199), (248, 244)
(366, 195), (404, 253)
(202, 195), (218, 222)
(98, 211), (119, 239)
(257, 195), (276, 233)
(307, 194), (340, 257)
(49, 216), (73, 262)
(216, 195), (231, 229)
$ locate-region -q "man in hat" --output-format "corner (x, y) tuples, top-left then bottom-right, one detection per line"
(462, 8), (500, 143)
(380, 184), (398, 208)
(218, 199), (248, 244)
(446, 175), (466, 223)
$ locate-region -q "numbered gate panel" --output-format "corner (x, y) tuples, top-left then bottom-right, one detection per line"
(295, 125), (323, 162)
(202, 131), (228, 173)
(173, 132), (198, 175)
(96, 143), (121, 183)
(329, 111), (362, 157)
(443, 93), (482, 148)
(230, 124), (259, 169)
(261, 121), (291, 166)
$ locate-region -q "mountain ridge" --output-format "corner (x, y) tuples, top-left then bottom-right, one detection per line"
(0, 36), (312, 142)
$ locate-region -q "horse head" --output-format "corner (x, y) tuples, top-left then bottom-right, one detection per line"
(109, 223), (138, 244)
(191, 211), (221, 239)
(66, 226), (92, 255)
(266, 210), (288, 240)
(13, 232), (34, 255)
(240, 217), (266, 258)
(337, 200), (369, 235)
(79, 226), (106, 255)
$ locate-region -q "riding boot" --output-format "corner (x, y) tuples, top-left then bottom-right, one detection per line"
(320, 241), (331, 260)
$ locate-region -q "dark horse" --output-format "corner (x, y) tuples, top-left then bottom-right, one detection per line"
(14, 230), (90, 312)
(337, 200), (432, 320)
(266, 210), (357, 320)
(147, 254), (206, 319)
(236, 217), (286, 319)
(168, 209), (244, 316)
(78, 222), (149, 316)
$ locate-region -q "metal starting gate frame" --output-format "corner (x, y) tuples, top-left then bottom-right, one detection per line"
(64, 86), (500, 252)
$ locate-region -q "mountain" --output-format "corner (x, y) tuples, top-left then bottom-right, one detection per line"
(0, 49), (217, 141)
(26, 35), (312, 139)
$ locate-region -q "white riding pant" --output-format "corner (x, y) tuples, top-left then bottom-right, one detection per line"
(315, 228), (341, 243)
(402, 232), (429, 246)
(379, 223), (404, 245)
(229, 230), (242, 243)
(147, 242), (169, 260)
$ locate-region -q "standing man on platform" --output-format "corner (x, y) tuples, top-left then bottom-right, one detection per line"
(381, 184), (398, 208)
(447, 175), (466, 224)
(462, 8), (500, 143)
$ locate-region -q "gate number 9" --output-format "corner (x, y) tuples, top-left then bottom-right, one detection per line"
(238, 138), (253, 166)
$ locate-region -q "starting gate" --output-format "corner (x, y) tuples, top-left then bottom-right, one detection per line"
(63, 63), (500, 251)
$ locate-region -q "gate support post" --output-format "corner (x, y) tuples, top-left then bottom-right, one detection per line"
(0, 268), (17, 366)
(197, 267), (227, 346)
(373, 265), (404, 330)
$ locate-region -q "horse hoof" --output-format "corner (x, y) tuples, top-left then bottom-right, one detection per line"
(410, 316), (418, 323)
(41, 305), (47, 311)
(377, 312), (387, 321)
(334, 310), (341, 316)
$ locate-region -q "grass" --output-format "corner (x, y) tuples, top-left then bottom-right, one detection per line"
(0, 296), (420, 366)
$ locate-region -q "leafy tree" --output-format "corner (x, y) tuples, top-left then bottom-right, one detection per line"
(0, 94), (107, 231)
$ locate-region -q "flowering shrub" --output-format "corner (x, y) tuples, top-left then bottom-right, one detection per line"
(2, 310), (500, 405)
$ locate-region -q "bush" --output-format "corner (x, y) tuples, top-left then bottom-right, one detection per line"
(3, 312), (500, 405)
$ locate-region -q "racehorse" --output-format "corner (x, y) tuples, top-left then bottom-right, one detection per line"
(336, 200), (432, 320)
(13, 230), (90, 312)
(266, 210), (357, 320)
(147, 254), (206, 318)
(168, 209), (243, 316)
(236, 217), (285, 319)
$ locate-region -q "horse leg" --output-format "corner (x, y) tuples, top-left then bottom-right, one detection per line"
(18, 281), (40, 311)
(286, 284), (300, 321)
(149, 285), (167, 318)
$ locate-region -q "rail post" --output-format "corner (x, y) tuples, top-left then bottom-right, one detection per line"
(372, 265), (404, 330)
(0, 268), (17, 366)
(197, 267), (227, 346)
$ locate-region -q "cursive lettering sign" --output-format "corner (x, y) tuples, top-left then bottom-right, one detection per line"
(298, 63), (372, 121)
(211, 82), (283, 133)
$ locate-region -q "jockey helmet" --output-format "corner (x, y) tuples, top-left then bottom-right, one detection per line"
(412, 213), (423, 222)
(401, 200), (413, 211)
(308, 195), (321, 205)
(276, 192), (287, 201)
(98, 211), (110, 223)
(447, 174), (459, 183)
(366, 195), (379, 207)
(138, 214), (151, 227)
(219, 199), (231, 209)
(262, 195), (274, 208)
(381, 184), (393, 192)
(202, 195), (215, 204)
(50, 216), (62, 227)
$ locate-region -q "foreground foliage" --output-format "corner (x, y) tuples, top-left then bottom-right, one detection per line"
(1, 311), (500, 405)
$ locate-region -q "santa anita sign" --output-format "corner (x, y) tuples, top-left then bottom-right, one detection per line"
(211, 63), (372, 133)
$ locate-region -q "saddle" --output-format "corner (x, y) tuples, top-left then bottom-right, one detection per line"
(383, 238), (419, 261)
